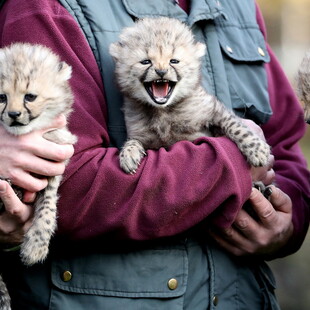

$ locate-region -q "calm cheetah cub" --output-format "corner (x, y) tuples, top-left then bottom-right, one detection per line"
(296, 50), (310, 123)
(109, 17), (270, 174)
(0, 43), (77, 310)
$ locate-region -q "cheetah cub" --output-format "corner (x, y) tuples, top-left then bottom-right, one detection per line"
(109, 17), (270, 174)
(0, 43), (77, 310)
(296, 50), (310, 123)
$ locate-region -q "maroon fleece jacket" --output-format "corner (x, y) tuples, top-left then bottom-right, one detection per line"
(0, 0), (309, 256)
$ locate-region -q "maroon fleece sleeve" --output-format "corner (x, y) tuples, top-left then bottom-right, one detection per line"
(0, 0), (257, 241)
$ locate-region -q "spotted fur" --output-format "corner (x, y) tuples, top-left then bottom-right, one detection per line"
(109, 17), (270, 174)
(296, 50), (310, 123)
(0, 43), (77, 310)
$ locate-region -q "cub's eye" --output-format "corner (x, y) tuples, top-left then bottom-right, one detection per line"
(0, 94), (7, 103)
(24, 94), (37, 102)
(140, 59), (152, 65)
(170, 59), (180, 64)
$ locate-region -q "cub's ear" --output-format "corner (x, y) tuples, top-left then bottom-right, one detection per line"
(58, 61), (72, 81)
(109, 42), (123, 60)
(195, 42), (206, 58)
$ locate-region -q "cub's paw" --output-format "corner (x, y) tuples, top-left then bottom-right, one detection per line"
(120, 139), (146, 174)
(20, 230), (49, 266)
(241, 138), (270, 167)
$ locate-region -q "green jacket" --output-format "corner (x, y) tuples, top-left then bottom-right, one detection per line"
(59, 0), (272, 149)
(1, 0), (279, 309)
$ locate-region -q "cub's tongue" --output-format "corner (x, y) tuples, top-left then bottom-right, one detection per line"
(152, 81), (169, 98)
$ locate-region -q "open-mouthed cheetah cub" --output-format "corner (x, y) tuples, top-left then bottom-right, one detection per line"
(109, 17), (270, 174)
(0, 43), (77, 310)
(296, 50), (310, 124)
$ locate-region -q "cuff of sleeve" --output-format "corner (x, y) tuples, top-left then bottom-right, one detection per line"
(0, 243), (21, 253)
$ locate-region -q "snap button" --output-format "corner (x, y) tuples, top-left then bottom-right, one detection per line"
(62, 270), (72, 282)
(212, 295), (219, 306)
(226, 45), (233, 54)
(258, 47), (265, 57)
(167, 278), (178, 290)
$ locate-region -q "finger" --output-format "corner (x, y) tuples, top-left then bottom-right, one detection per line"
(209, 229), (250, 256)
(250, 156), (274, 184)
(9, 168), (48, 192)
(248, 188), (277, 227)
(0, 180), (33, 223)
(23, 191), (36, 203)
(214, 219), (255, 248)
(268, 186), (292, 213)
(262, 168), (275, 186)
(35, 142), (74, 163)
(234, 208), (260, 237)
(21, 136), (74, 163)
(17, 152), (67, 176)
(231, 207), (273, 252)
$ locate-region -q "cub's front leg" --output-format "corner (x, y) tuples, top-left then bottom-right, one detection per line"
(120, 139), (146, 174)
(20, 175), (60, 266)
(226, 118), (271, 167)
(212, 100), (270, 167)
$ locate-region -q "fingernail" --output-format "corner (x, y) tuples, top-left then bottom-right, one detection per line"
(264, 186), (273, 198)
(251, 187), (257, 194)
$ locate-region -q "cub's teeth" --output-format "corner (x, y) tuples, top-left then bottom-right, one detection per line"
(155, 79), (168, 83)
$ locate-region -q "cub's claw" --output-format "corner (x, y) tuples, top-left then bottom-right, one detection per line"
(119, 139), (146, 174)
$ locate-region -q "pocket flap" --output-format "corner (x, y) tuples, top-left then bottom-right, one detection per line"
(257, 262), (277, 290)
(216, 21), (270, 63)
(51, 246), (188, 298)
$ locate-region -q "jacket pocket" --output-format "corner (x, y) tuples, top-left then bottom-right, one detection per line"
(50, 245), (188, 310)
(215, 16), (272, 124)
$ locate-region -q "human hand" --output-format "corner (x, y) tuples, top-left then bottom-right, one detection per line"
(0, 180), (34, 245)
(0, 115), (74, 192)
(210, 186), (293, 257)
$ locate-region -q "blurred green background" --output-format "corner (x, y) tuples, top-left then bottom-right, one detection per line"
(257, 0), (310, 309)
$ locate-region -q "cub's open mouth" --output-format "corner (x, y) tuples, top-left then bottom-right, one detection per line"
(9, 121), (25, 127)
(144, 80), (176, 104)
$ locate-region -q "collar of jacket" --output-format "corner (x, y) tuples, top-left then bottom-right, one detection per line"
(123, 0), (226, 26)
